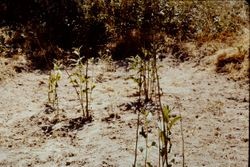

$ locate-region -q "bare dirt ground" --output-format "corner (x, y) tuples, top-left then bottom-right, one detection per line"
(0, 56), (249, 167)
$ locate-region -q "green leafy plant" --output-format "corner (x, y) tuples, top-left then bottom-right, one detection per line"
(131, 47), (158, 167)
(142, 110), (156, 167)
(152, 42), (181, 167)
(132, 43), (181, 167)
(158, 105), (181, 167)
(48, 61), (62, 114)
(129, 48), (159, 103)
(65, 47), (95, 119)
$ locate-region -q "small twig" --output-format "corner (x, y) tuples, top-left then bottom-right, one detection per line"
(176, 97), (185, 167)
(85, 58), (89, 118)
(133, 105), (141, 167)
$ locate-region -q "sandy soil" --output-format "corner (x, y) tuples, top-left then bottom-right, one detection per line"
(0, 57), (249, 167)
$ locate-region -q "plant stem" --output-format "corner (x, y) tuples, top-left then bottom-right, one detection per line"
(146, 60), (150, 101)
(85, 58), (89, 118)
(153, 44), (168, 166)
(133, 63), (143, 167)
(48, 74), (52, 103)
(158, 132), (161, 167)
(176, 98), (185, 167)
(133, 107), (140, 167)
(181, 117), (185, 167)
(55, 85), (59, 115)
(139, 59), (143, 100)
(143, 61), (148, 101)
(145, 119), (148, 167)
(65, 67), (85, 116)
(80, 82), (84, 116)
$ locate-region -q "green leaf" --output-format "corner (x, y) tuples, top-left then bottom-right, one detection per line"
(91, 85), (96, 91)
(143, 110), (149, 117)
(169, 116), (181, 130)
(130, 76), (140, 84)
(55, 73), (61, 80)
(80, 77), (86, 83)
(162, 105), (171, 122)
(53, 63), (59, 70)
(158, 65), (164, 69)
(70, 79), (78, 85)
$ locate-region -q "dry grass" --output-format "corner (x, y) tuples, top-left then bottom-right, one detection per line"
(0, 27), (28, 83)
(0, 55), (27, 83)
(174, 27), (249, 81)
(213, 28), (249, 80)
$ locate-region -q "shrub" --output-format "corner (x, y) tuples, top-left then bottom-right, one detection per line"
(1, 0), (248, 67)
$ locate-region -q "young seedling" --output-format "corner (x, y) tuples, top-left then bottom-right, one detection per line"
(131, 49), (158, 167)
(129, 55), (143, 101)
(141, 109), (156, 167)
(65, 47), (95, 119)
(151, 42), (182, 167)
(48, 61), (62, 115)
(132, 43), (181, 167)
(158, 105), (181, 167)
(129, 47), (160, 104)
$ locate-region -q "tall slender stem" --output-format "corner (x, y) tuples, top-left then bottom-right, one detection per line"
(176, 98), (185, 167)
(153, 43), (169, 166)
(85, 58), (89, 118)
(65, 67), (85, 117)
(147, 60), (150, 101)
(133, 59), (143, 167)
(133, 108), (140, 167)
(55, 85), (59, 115)
(158, 132), (161, 167)
(48, 73), (52, 103)
(145, 118), (148, 167)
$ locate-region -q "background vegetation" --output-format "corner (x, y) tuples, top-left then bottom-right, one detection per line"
(0, 0), (249, 74)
